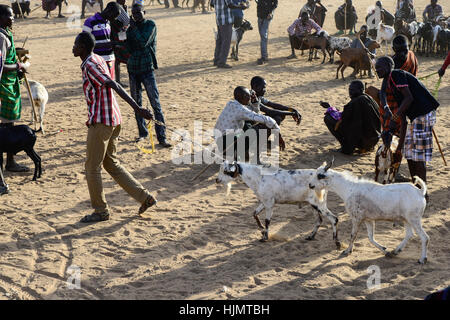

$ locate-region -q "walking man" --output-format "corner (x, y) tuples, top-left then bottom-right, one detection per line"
(256, 0), (277, 65)
(73, 31), (157, 222)
(126, 3), (171, 147)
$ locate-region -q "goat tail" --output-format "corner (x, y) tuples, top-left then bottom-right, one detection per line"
(32, 127), (42, 134)
(413, 176), (427, 197)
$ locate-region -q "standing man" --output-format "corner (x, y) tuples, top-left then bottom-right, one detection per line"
(334, 0), (357, 35)
(212, 0), (248, 69)
(0, 4), (30, 173)
(423, 0), (443, 23)
(126, 3), (171, 147)
(81, 0), (104, 19)
(299, 0), (327, 27)
(376, 56), (439, 194)
(83, 2), (121, 80)
(72, 32), (157, 222)
(256, 0), (277, 65)
(110, 0), (130, 87)
(164, 0), (180, 8)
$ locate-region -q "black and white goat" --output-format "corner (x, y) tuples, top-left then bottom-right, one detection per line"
(309, 159), (429, 264)
(216, 161), (340, 247)
(230, 19), (253, 61)
(0, 125), (42, 181)
(375, 135), (400, 184)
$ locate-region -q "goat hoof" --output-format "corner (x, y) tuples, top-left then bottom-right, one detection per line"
(418, 258), (427, 265)
(335, 242), (341, 250)
(385, 251), (395, 258)
(305, 235), (314, 241)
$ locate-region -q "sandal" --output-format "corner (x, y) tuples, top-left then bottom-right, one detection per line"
(0, 185), (9, 195)
(80, 212), (110, 223)
(138, 195), (157, 215)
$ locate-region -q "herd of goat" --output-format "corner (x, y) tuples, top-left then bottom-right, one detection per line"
(293, 20), (449, 80)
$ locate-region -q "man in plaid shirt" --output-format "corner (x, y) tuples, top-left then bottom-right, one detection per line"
(126, 3), (171, 147)
(73, 32), (157, 223)
(212, 0), (248, 68)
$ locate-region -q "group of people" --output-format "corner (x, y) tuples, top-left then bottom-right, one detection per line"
(1, 1), (449, 221)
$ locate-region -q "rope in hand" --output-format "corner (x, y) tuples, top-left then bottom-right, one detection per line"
(135, 121), (156, 154)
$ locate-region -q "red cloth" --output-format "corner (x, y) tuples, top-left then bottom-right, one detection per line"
(81, 54), (122, 127)
(442, 51), (450, 71)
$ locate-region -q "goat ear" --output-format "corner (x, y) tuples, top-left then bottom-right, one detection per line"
(324, 156), (335, 172)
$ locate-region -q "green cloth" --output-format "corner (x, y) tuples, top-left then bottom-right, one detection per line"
(0, 29), (21, 121)
(126, 19), (158, 75)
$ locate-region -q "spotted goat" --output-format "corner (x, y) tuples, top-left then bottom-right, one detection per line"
(216, 161), (340, 247)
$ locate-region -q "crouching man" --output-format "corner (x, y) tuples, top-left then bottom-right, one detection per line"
(322, 80), (381, 155)
(214, 86), (282, 163)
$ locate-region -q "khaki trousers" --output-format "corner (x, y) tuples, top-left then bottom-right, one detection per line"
(85, 123), (151, 213)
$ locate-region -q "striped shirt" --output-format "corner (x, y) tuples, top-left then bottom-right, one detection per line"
(213, 0), (234, 26)
(81, 54), (121, 127)
(82, 13), (114, 62)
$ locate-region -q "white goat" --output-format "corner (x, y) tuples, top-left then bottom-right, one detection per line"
(376, 22), (395, 54)
(216, 161), (341, 247)
(308, 159), (429, 264)
(27, 80), (48, 134)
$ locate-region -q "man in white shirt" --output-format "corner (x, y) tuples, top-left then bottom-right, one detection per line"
(214, 86), (282, 162)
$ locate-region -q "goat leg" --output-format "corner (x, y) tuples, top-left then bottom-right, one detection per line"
(253, 204), (265, 229)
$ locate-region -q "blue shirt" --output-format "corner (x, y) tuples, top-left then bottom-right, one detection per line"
(232, 0), (244, 19)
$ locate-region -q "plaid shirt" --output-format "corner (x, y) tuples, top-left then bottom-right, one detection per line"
(287, 18), (321, 37)
(81, 54), (121, 127)
(126, 19), (158, 75)
(213, 0), (234, 26)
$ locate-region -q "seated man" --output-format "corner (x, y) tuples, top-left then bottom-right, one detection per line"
(334, 0), (357, 35)
(322, 80), (381, 155)
(214, 86), (281, 162)
(244, 76), (301, 152)
(423, 0), (443, 23)
(287, 11), (322, 59)
(395, 0), (416, 23)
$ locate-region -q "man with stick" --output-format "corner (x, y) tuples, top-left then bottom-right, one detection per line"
(0, 4), (30, 173)
(73, 31), (157, 222)
(376, 56), (439, 199)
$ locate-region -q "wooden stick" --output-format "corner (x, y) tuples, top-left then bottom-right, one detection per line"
(22, 36), (28, 48)
(16, 0), (25, 19)
(30, 4), (43, 14)
(432, 127), (447, 166)
(19, 56), (39, 131)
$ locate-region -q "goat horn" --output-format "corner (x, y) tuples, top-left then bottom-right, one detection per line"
(324, 156), (335, 171)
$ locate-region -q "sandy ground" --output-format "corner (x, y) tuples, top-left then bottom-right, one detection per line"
(0, 0), (449, 300)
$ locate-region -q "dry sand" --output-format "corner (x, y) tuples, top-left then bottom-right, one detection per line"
(0, 0), (448, 300)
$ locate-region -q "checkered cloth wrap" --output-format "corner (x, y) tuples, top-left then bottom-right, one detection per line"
(403, 110), (436, 162)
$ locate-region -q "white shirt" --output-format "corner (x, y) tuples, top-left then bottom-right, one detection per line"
(214, 99), (280, 135)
